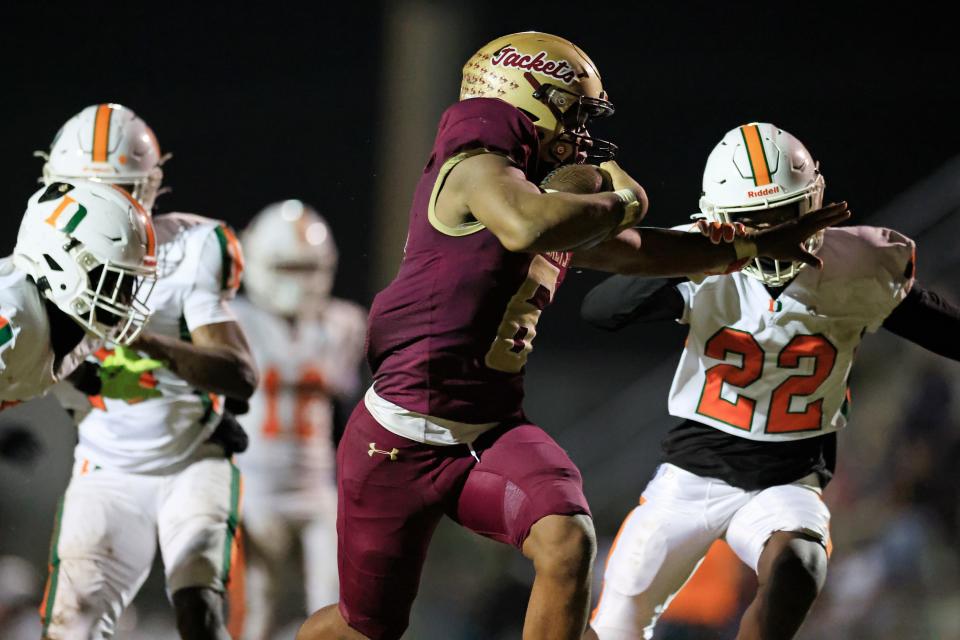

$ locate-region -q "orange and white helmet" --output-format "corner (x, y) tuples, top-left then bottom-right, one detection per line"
(14, 181), (157, 344)
(461, 32), (615, 164)
(40, 104), (165, 212)
(699, 123), (826, 286)
(242, 200), (338, 317)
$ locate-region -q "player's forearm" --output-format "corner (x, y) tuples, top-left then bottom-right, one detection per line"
(629, 228), (744, 275)
(133, 332), (259, 399)
(509, 191), (632, 253)
(577, 228), (742, 276)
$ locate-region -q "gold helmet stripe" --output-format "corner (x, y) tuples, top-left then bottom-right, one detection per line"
(740, 124), (772, 186)
(92, 104), (113, 162)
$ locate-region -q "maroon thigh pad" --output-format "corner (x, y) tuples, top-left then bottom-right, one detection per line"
(451, 422), (591, 549)
(335, 409), (590, 639)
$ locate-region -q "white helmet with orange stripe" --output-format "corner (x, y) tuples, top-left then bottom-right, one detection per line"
(242, 200), (338, 317)
(13, 181), (157, 345)
(699, 122), (825, 286)
(40, 104), (165, 212)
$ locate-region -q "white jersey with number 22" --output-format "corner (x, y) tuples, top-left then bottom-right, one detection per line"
(668, 226), (915, 442)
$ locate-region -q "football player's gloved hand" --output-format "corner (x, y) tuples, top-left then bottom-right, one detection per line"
(99, 346), (165, 401)
(208, 412), (249, 455)
(599, 161), (649, 229)
(224, 397), (250, 416)
(600, 160), (643, 196)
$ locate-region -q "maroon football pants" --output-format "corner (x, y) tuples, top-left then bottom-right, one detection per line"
(335, 401), (591, 640)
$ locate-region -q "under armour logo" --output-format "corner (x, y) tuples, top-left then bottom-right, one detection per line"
(368, 442), (398, 460)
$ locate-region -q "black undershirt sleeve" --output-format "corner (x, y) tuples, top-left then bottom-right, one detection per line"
(881, 283), (960, 361)
(580, 275), (685, 331)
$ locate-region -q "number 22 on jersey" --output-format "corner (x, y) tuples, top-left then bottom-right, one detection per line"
(696, 327), (838, 433)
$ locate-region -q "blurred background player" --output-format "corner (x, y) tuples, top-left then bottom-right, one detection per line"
(298, 33), (847, 640)
(232, 200), (367, 639)
(583, 123), (960, 640)
(0, 555), (45, 638)
(1, 179), (157, 408)
(39, 104), (259, 640)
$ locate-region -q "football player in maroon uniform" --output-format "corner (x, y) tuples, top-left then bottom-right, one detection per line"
(297, 32), (848, 640)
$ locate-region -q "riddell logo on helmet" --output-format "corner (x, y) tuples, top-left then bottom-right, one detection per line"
(491, 47), (576, 85)
(746, 186), (780, 198)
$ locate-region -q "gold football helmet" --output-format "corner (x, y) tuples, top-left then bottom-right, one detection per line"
(461, 32), (616, 164)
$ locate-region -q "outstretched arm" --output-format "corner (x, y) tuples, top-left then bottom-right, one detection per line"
(882, 283), (960, 360)
(572, 202), (850, 276)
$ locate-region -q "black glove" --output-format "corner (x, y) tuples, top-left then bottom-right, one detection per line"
(207, 412), (249, 456)
(224, 397), (250, 416)
(66, 361), (103, 396)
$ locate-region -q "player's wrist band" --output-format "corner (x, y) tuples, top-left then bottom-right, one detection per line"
(613, 189), (641, 232)
(733, 237), (758, 260)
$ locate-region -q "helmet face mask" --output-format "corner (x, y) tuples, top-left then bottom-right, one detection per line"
(264, 259), (335, 316)
(698, 123), (826, 287)
(461, 32), (618, 166)
(14, 181), (157, 344)
(527, 79), (617, 164)
(727, 199), (822, 287)
(82, 262), (155, 344)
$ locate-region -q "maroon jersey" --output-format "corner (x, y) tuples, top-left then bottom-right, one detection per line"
(367, 97), (572, 423)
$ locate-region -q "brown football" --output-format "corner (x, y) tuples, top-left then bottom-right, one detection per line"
(539, 164), (613, 194)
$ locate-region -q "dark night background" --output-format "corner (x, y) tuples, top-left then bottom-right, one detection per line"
(1, 2), (959, 638)
(2, 3), (956, 313)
